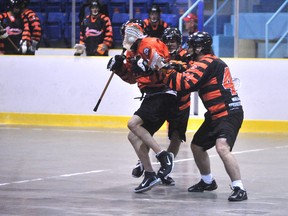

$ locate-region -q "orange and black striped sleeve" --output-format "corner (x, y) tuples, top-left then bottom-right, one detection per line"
(22, 9), (42, 42)
(101, 14), (113, 48)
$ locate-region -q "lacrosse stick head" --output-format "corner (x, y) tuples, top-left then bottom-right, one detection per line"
(233, 78), (241, 91)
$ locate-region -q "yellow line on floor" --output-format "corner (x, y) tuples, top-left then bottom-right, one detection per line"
(0, 112), (287, 133)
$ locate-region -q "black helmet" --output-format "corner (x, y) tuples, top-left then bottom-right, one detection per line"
(148, 4), (161, 14)
(89, 0), (101, 8)
(187, 31), (213, 60)
(161, 27), (182, 45)
(187, 31), (212, 50)
(120, 18), (145, 38)
(9, 0), (24, 8)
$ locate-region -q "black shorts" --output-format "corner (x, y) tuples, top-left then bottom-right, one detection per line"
(167, 107), (190, 142)
(192, 111), (244, 151)
(134, 93), (178, 135)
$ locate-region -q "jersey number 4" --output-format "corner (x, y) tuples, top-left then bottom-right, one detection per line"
(222, 67), (237, 95)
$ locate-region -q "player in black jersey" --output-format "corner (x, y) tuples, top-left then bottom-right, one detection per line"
(74, 0), (113, 56)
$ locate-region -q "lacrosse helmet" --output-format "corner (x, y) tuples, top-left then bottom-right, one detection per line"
(162, 27), (182, 45)
(187, 31), (213, 60)
(148, 5), (161, 23)
(120, 18), (145, 39)
(122, 23), (146, 51)
(89, 0), (100, 16)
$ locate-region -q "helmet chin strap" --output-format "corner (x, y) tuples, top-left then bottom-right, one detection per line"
(151, 19), (158, 23)
(92, 12), (99, 16)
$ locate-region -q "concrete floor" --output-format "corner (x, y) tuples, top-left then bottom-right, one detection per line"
(0, 125), (288, 216)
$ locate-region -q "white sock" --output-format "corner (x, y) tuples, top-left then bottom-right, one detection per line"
(201, 173), (213, 184)
(232, 180), (244, 190)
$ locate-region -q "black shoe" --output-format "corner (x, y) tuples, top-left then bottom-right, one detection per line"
(188, 179), (218, 192)
(156, 151), (174, 179)
(132, 160), (144, 178)
(134, 172), (160, 193)
(228, 186), (248, 201)
(160, 176), (175, 186)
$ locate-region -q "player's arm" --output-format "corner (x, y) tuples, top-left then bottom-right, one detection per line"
(107, 54), (136, 84)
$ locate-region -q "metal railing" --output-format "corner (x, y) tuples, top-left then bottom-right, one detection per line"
(203, 0), (230, 35)
(178, 0), (204, 33)
(265, 0), (288, 58)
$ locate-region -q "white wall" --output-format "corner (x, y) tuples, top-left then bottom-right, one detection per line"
(1, 50), (287, 120)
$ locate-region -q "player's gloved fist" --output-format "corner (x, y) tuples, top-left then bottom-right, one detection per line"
(107, 54), (125, 71)
(96, 43), (108, 55)
(74, 43), (86, 56)
(19, 40), (28, 54)
(132, 57), (150, 76)
(170, 62), (186, 72)
(0, 28), (8, 39)
(159, 63), (175, 76)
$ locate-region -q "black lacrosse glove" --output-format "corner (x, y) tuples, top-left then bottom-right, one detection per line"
(107, 55), (125, 71)
(131, 56), (152, 76)
(170, 62), (186, 72)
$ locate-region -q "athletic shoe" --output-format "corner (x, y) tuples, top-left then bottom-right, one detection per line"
(134, 171), (160, 193)
(156, 151), (174, 179)
(132, 160), (144, 178)
(187, 179), (218, 192)
(160, 176), (175, 186)
(228, 186), (248, 201)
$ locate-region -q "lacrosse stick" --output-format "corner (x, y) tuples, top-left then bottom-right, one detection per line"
(93, 49), (126, 112)
(0, 22), (19, 51)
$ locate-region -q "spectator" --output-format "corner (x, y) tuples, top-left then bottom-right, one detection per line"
(183, 13), (198, 35)
(78, 0), (109, 24)
(143, 4), (169, 38)
(0, 0), (31, 55)
(74, 0), (113, 56)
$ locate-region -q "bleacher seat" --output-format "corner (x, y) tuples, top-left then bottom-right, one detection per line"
(63, 12), (80, 44)
(111, 12), (129, 46)
(161, 13), (178, 27)
(133, 0), (150, 14)
(109, 0), (129, 17)
(112, 26), (122, 47)
(28, 0), (44, 12)
(174, 0), (187, 5)
(65, 0), (82, 14)
(134, 12), (148, 21)
(45, 0), (65, 13)
(152, 0), (172, 13)
(253, 0), (285, 12)
(112, 12), (130, 25)
(45, 12), (68, 41)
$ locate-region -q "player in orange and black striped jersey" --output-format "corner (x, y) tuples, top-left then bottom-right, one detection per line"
(74, 0), (113, 56)
(21, 0), (42, 55)
(160, 27), (191, 163)
(143, 5), (169, 39)
(0, 0), (31, 55)
(107, 21), (177, 192)
(159, 31), (247, 201)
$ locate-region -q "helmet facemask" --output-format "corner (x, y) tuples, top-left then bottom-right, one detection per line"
(90, 6), (99, 16)
(122, 24), (146, 51)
